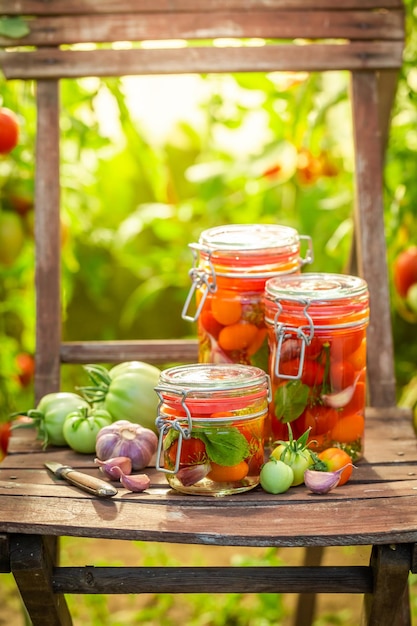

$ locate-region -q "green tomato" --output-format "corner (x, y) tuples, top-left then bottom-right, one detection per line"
(29, 392), (90, 447)
(271, 444), (313, 486)
(105, 371), (160, 433)
(110, 361), (161, 381)
(80, 362), (161, 433)
(260, 459), (294, 494)
(63, 406), (112, 454)
(406, 283), (417, 314)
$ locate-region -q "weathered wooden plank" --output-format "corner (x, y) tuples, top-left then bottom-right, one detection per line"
(1, 489), (417, 546)
(0, 11), (405, 47)
(60, 338), (198, 365)
(362, 544), (412, 626)
(0, 42), (404, 80)
(34, 80), (61, 403)
(50, 564), (373, 594)
(0, 534), (10, 573)
(351, 71), (397, 407)
(0, 0), (405, 17)
(10, 534), (73, 626)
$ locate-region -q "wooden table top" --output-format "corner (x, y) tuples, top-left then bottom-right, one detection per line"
(1, 406), (416, 549)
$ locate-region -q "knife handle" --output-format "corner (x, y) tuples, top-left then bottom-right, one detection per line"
(61, 468), (118, 498)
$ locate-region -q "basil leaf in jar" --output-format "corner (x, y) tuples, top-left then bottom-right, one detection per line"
(195, 427), (250, 466)
(275, 380), (309, 424)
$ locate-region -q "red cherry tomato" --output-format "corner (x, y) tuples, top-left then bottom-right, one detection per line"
(168, 437), (208, 467)
(0, 423), (11, 457)
(393, 247), (417, 298)
(330, 360), (356, 392)
(0, 108), (19, 154)
(16, 353), (35, 387)
(303, 406), (338, 437)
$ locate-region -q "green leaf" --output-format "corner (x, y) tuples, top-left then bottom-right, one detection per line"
(275, 381), (310, 424)
(195, 427), (249, 466)
(0, 18), (30, 39)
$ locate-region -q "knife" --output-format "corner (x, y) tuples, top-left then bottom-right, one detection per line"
(45, 461), (118, 498)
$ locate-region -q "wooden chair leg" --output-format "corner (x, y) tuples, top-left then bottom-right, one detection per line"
(361, 544), (411, 626)
(10, 534), (73, 626)
(293, 546), (325, 626)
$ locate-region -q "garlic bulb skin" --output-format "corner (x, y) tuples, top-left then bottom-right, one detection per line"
(95, 420), (158, 470)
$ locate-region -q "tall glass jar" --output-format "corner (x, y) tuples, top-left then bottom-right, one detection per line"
(182, 224), (313, 373)
(155, 363), (271, 496)
(264, 273), (369, 460)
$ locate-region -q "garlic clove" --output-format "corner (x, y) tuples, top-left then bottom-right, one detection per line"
(108, 464), (150, 492)
(304, 468), (341, 494)
(176, 463), (211, 486)
(118, 470), (151, 492)
(321, 374), (361, 409)
(94, 456), (132, 479)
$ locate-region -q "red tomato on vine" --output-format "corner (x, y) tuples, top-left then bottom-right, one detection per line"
(393, 247), (417, 298)
(0, 108), (19, 154)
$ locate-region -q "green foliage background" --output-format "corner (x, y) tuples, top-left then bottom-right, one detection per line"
(0, 3), (416, 421)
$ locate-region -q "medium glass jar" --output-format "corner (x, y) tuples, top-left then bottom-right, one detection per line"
(155, 363), (271, 496)
(182, 224), (313, 374)
(264, 273), (369, 460)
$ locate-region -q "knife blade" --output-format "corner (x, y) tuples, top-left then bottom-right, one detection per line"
(45, 461), (118, 498)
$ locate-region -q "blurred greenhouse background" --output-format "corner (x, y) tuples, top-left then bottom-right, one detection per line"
(1, 2), (417, 625)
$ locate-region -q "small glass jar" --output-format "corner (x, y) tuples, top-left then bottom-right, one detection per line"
(264, 273), (369, 460)
(182, 224), (313, 373)
(155, 363), (271, 496)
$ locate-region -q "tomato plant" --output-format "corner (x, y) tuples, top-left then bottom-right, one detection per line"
(393, 247), (417, 298)
(317, 447), (353, 486)
(260, 458), (294, 494)
(0, 211), (25, 266)
(63, 406), (112, 454)
(0, 107), (19, 154)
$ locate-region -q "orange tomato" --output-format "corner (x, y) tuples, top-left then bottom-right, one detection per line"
(211, 292), (242, 325)
(207, 460), (249, 482)
(330, 413), (365, 444)
(218, 322), (258, 351)
(318, 447), (353, 486)
(347, 341), (367, 371)
(247, 327), (268, 356)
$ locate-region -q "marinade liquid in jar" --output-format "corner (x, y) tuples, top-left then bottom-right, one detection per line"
(155, 363), (271, 496)
(264, 273), (369, 460)
(182, 224), (313, 374)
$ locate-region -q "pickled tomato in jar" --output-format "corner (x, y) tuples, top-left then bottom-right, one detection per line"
(264, 273), (369, 460)
(182, 224), (313, 373)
